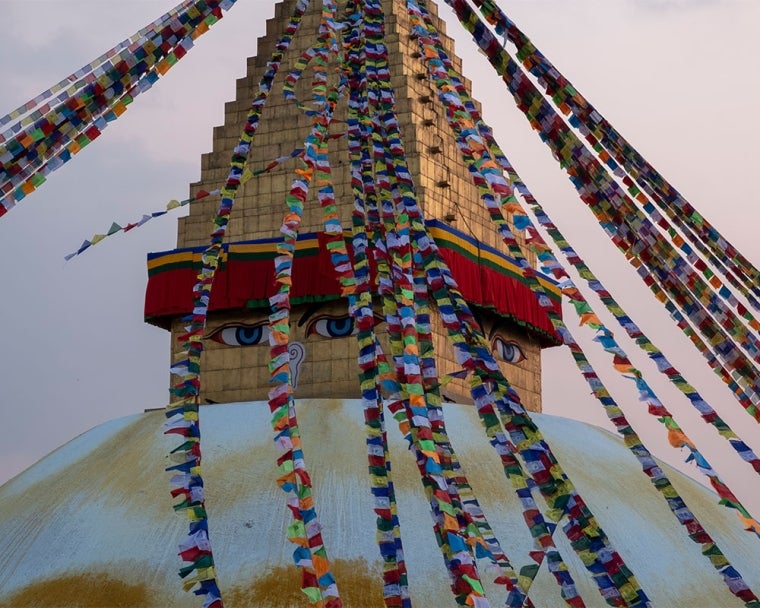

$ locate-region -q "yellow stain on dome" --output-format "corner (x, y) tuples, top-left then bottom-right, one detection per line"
(225, 558), (383, 607)
(5, 573), (151, 607)
(3, 560), (382, 608)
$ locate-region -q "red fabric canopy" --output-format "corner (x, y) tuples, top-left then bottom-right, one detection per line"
(145, 226), (562, 346)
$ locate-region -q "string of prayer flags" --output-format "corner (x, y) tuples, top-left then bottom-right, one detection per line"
(63, 140), (323, 260)
(165, 1), (312, 606)
(158, 11), (259, 608)
(0, 0), (239, 219)
(474, 0), (760, 303)
(343, 19), (413, 602)
(64, 190), (218, 261)
(163, 403), (222, 608)
(265, 6), (343, 605)
(0, 0), (197, 138)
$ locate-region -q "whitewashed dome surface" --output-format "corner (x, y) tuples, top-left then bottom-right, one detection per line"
(0, 399), (758, 607)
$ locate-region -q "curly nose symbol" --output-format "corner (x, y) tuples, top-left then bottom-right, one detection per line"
(289, 341), (306, 389)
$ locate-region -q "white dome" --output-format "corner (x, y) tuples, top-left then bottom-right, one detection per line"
(0, 399), (758, 607)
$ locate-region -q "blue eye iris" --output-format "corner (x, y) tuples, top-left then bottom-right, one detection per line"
(325, 317), (354, 337)
(308, 316), (357, 338)
(209, 323), (269, 346)
(235, 326), (263, 345)
(492, 337), (526, 364)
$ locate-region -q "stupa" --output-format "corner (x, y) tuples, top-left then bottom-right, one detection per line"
(0, 1), (758, 607)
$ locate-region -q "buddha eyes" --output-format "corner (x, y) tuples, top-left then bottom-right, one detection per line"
(492, 337), (526, 364)
(207, 315), (358, 346)
(305, 315), (357, 338)
(208, 323), (270, 346)
(208, 317), (524, 370)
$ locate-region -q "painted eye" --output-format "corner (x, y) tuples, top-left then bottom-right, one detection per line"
(492, 337), (526, 364)
(208, 323), (270, 346)
(306, 315), (357, 338)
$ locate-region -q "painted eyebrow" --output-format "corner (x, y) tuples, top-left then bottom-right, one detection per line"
(296, 301), (385, 328)
(296, 302), (327, 328)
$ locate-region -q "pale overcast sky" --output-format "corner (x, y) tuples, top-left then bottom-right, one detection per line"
(0, 0), (758, 516)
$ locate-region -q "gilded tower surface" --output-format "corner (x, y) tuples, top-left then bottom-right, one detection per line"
(153, 0), (557, 410)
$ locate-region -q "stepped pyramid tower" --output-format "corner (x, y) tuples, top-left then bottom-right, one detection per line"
(144, 0), (560, 412)
(1, 1), (759, 608)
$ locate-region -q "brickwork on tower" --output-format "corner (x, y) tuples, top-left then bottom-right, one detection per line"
(169, 0), (549, 411)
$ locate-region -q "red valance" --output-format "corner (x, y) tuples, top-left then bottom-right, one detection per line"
(145, 224), (562, 346)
